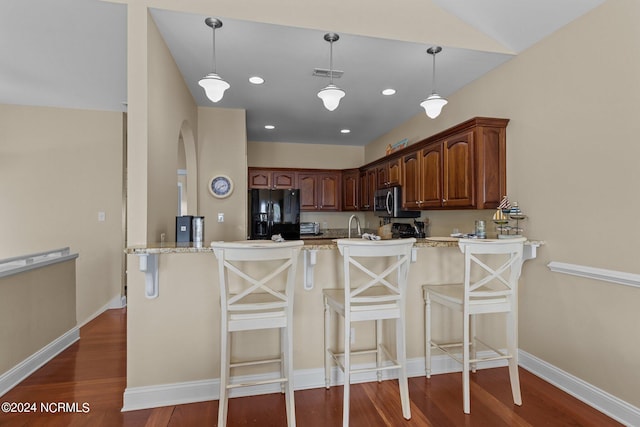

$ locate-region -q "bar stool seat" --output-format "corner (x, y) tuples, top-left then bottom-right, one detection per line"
(212, 240), (303, 427)
(423, 237), (526, 414)
(323, 238), (416, 427)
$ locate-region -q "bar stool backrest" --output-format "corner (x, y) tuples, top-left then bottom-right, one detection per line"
(458, 237), (526, 307)
(337, 238), (415, 308)
(212, 241), (304, 318)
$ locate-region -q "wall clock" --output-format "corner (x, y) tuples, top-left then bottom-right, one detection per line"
(208, 175), (234, 198)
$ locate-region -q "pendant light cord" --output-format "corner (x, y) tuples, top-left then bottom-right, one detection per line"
(211, 27), (217, 74)
(431, 51), (436, 95)
(329, 40), (334, 85)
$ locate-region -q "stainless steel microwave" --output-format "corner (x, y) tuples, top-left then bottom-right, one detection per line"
(374, 186), (420, 218)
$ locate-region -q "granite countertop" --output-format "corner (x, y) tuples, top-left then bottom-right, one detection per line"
(125, 237), (464, 254)
(125, 236), (545, 255)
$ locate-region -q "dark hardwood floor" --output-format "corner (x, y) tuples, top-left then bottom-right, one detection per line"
(0, 308), (622, 426)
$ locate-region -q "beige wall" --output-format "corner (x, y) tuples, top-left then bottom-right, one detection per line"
(198, 107), (247, 242)
(366, 0), (640, 406)
(0, 104), (123, 323)
(0, 260), (77, 374)
(248, 141), (363, 170)
(147, 11), (199, 243)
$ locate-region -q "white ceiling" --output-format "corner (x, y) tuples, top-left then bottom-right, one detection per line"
(0, 0), (604, 146)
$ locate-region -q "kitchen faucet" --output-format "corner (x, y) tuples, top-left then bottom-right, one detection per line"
(348, 214), (362, 238)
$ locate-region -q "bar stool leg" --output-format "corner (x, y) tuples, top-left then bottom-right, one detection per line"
(470, 314), (477, 373)
(506, 309), (522, 406)
(376, 319), (383, 382)
(283, 321), (297, 426)
(463, 311), (471, 414)
(397, 314), (411, 419)
(324, 296), (331, 389)
(425, 292), (432, 378)
(218, 329), (230, 427)
(343, 314), (351, 427)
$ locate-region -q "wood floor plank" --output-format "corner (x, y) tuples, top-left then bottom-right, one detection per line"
(0, 308), (625, 427)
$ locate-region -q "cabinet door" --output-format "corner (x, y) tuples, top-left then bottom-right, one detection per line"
(297, 173), (318, 210)
(342, 170), (359, 211)
(248, 169), (271, 189)
(443, 131), (474, 207)
(273, 171), (295, 189)
(358, 168), (376, 210)
(388, 158), (401, 186)
(377, 164), (389, 188)
(419, 144), (443, 208)
(318, 173), (340, 210)
(402, 153), (421, 209)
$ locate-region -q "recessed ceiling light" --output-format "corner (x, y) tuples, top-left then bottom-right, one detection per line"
(382, 88), (396, 96)
(340, 129), (351, 134)
(265, 125), (275, 130)
(249, 76), (265, 85)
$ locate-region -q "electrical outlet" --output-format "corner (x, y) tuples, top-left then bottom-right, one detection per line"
(350, 327), (355, 344)
(217, 212), (224, 223)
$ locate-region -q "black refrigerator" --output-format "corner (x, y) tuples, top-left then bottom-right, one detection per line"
(248, 189), (300, 240)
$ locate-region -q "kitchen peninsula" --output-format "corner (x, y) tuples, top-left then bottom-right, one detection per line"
(122, 237), (542, 411)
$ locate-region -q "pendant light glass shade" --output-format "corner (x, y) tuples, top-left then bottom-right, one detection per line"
(421, 46), (447, 119)
(318, 84), (346, 112)
(200, 18), (229, 103)
(420, 94), (448, 119)
(318, 33), (345, 111)
(199, 73), (230, 102)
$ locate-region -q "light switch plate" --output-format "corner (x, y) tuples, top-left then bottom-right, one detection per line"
(98, 211), (106, 222)
(218, 212), (224, 223)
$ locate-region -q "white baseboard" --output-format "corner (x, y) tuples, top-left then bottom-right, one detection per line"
(122, 351), (639, 425)
(77, 293), (126, 329)
(519, 349), (640, 427)
(122, 352), (504, 412)
(0, 327), (79, 398)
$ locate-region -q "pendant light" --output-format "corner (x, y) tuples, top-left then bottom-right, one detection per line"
(317, 33), (345, 111)
(198, 18), (230, 103)
(420, 46), (448, 119)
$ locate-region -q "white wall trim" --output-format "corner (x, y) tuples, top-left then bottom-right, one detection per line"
(547, 261), (640, 289)
(0, 327), (79, 398)
(122, 352), (504, 412)
(77, 293), (126, 329)
(519, 349), (640, 427)
(123, 351), (638, 425)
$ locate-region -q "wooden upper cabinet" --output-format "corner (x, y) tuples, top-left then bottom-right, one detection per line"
(443, 130), (474, 208)
(342, 169), (359, 211)
(401, 145), (443, 209)
(394, 118), (507, 210)
(419, 144), (443, 208)
(250, 118), (507, 211)
(297, 171), (341, 211)
(248, 168), (295, 189)
(359, 168), (376, 210)
(401, 152), (420, 209)
(377, 158), (401, 188)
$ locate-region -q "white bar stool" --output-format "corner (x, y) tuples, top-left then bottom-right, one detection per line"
(212, 240), (303, 427)
(323, 238), (416, 427)
(423, 237), (526, 414)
